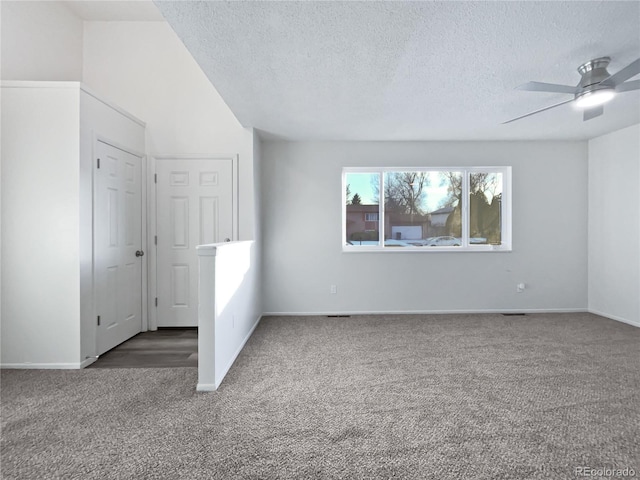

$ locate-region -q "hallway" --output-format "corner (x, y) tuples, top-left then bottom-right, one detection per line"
(88, 328), (197, 368)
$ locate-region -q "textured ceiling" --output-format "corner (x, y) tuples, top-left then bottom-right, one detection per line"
(162, 2), (638, 140)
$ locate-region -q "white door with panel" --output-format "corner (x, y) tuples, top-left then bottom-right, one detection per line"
(156, 158), (235, 327)
(95, 141), (144, 355)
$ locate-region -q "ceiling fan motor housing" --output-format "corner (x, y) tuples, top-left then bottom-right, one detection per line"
(576, 57), (612, 93)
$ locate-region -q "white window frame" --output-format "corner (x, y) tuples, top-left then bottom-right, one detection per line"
(364, 212), (379, 222)
(342, 166), (512, 253)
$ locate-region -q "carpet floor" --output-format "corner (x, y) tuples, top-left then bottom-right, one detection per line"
(1, 312), (639, 479)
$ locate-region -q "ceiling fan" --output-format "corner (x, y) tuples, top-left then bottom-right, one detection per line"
(504, 56), (640, 124)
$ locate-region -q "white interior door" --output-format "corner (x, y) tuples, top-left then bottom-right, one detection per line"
(95, 141), (143, 355)
(156, 158), (235, 327)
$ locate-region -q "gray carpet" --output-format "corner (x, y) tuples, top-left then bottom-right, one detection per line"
(1, 313), (639, 479)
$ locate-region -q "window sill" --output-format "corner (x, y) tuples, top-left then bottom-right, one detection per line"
(342, 245), (512, 253)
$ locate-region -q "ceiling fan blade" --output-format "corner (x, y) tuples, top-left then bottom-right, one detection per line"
(502, 98), (576, 124)
(583, 106), (604, 121)
(601, 58), (640, 86)
(516, 81), (578, 94)
(616, 79), (640, 93)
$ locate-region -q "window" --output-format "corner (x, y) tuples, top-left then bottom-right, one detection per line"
(343, 167), (511, 251)
(344, 172), (381, 246)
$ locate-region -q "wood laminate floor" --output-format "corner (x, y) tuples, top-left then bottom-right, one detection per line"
(88, 328), (197, 368)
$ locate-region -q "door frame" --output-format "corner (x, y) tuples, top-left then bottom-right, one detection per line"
(148, 154), (239, 331)
(92, 135), (148, 357)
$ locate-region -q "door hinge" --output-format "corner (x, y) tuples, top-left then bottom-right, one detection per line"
(155, 297), (158, 307)
(97, 158), (101, 169)
(154, 173), (157, 184)
(154, 235), (157, 245)
(97, 315), (101, 326)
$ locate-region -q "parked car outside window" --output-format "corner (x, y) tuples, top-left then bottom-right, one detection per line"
(427, 236), (461, 247)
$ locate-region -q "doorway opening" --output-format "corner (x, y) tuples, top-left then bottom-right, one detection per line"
(88, 328), (197, 368)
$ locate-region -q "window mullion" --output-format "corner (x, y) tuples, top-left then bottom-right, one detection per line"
(342, 170), (347, 246)
(462, 170), (469, 248)
(379, 172), (385, 247)
(502, 167), (511, 248)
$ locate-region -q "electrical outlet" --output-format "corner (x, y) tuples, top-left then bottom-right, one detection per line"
(330, 285), (337, 294)
(516, 283), (526, 293)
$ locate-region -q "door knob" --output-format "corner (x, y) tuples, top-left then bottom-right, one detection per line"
(136, 250), (144, 257)
(224, 238), (231, 242)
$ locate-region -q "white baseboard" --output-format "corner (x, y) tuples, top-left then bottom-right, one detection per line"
(588, 309), (640, 328)
(80, 357), (98, 368)
(263, 308), (588, 316)
(214, 315), (262, 390)
(196, 383), (217, 392)
(1, 362), (84, 369)
(2, 356), (101, 370)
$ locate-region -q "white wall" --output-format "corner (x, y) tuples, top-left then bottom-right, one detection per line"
(82, 22), (246, 155)
(0, 1), (83, 81)
(262, 141), (588, 314)
(252, 130), (264, 310)
(82, 21), (257, 240)
(0, 83), (147, 367)
(197, 241), (261, 391)
(1, 85), (82, 366)
(588, 124), (640, 326)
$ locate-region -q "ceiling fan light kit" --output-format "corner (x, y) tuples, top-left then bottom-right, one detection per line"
(574, 88), (616, 108)
(504, 56), (640, 124)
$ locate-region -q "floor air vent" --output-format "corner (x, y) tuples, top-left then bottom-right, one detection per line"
(502, 313), (526, 316)
(327, 315), (351, 318)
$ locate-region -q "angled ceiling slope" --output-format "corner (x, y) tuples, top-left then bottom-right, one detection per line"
(63, 0), (165, 21)
(155, 1), (640, 141)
